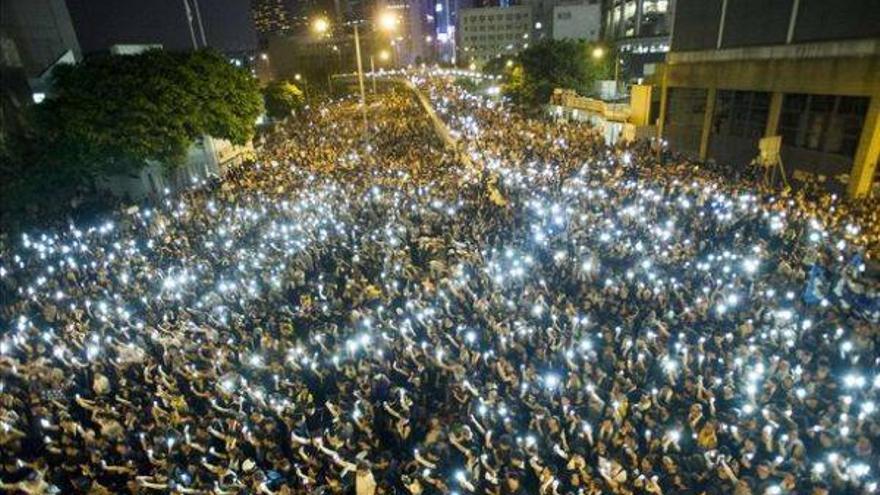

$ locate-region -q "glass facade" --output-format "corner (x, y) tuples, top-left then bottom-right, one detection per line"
(605, 0), (671, 40)
(780, 94), (869, 158)
(665, 87), (707, 154)
(713, 90), (771, 140)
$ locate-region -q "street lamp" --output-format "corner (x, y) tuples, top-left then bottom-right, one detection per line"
(378, 11), (399, 32)
(312, 17), (330, 35)
(310, 13), (399, 133)
(370, 50), (391, 94)
(591, 46), (621, 95)
(294, 73), (310, 100)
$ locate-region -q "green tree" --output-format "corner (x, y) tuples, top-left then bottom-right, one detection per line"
(263, 80), (305, 120)
(39, 49), (262, 177)
(482, 56), (512, 77)
(503, 65), (530, 105)
(187, 50), (265, 147)
(1, 49), (262, 225)
(503, 39), (612, 106)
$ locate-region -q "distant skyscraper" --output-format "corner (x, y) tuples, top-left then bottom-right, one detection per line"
(252, 0), (293, 45)
(602, 0), (674, 78)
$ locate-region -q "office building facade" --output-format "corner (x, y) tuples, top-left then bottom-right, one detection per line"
(458, 5), (532, 63)
(252, 0), (295, 46)
(0, 0), (81, 85)
(603, 0), (673, 78)
(552, 1), (601, 41)
(658, 0), (880, 198)
(1, 0), (81, 151)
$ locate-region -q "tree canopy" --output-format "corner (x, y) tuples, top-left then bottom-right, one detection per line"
(39, 49), (263, 177)
(263, 80), (305, 120)
(503, 39), (612, 106)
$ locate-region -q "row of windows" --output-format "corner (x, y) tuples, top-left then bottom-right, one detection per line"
(464, 33), (523, 42)
(713, 90), (770, 140)
(779, 94), (868, 158)
(462, 23), (529, 32)
(468, 45), (517, 53)
(710, 90), (869, 158)
(462, 12), (527, 23)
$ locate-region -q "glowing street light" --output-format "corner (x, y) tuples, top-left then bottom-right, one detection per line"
(308, 11), (399, 133)
(379, 11), (399, 32)
(591, 45), (621, 93)
(379, 50), (391, 62)
(312, 17), (330, 34)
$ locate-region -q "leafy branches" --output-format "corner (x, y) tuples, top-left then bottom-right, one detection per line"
(263, 80), (305, 120)
(39, 49), (263, 177)
(502, 39), (613, 106)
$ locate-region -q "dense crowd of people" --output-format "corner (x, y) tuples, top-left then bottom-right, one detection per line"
(0, 72), (879, 494)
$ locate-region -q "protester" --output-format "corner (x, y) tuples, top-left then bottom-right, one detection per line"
(0, 73), (877, 495)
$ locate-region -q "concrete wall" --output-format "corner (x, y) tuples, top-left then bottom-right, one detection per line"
(672, 0), (880, 52)
(95, 136), (253, 201)
(666, 51), (880, 97)
(660, 39), (880, 197)
(552, 3), (601, 41)
(0, 0), (81, 79)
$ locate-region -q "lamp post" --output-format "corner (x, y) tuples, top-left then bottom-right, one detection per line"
(353, 24), (368, 132)
(312, 13), (399, 134)
(591, 46), (622, 97)
(371, 50), (392, 94)
(370, 55), (376, 94)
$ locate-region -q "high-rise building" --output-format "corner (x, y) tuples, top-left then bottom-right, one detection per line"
(1, 0), (81, 100)
(1, 0), (81, 178)
(658, 0), (880, 198)
(603, 0), (674, 78)
(384, 0), (427, 64)
(429, 0), (462, 63)
(552, 1), (601, 41)
(252, 0), (294, 45)
(1, 0), (81, 82)
(458, 5), (532, 64)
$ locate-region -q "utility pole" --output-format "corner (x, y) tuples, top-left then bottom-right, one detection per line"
(370, 56), (377, 94)
(353, 25), (368, 133)
(182, 0), (198, 50)
(192, 0), (208, 47)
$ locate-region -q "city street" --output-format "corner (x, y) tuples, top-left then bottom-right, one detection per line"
(0, 72), (878, 494)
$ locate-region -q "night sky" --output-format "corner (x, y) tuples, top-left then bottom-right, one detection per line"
(66, 0), (257, 54)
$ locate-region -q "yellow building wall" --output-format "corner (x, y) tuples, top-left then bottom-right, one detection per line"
(629, 85), (653, 126)
(659, 53), (880, 198)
